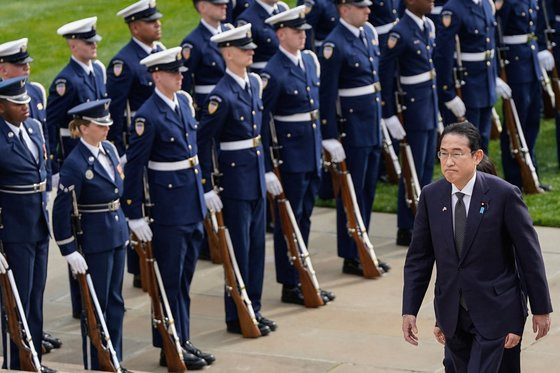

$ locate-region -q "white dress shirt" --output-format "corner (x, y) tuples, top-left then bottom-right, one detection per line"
(5, 121), (39, 163)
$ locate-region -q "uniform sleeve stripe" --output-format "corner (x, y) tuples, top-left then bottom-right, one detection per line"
(56, 236), (75, 246)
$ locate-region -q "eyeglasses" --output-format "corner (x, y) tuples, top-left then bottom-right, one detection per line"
(437, 151), (475, 160)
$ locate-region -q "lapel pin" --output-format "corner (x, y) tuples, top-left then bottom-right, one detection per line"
(442, 207), (447, 212)
(8, 132), (14, 138)
(480, 202), (487, 214)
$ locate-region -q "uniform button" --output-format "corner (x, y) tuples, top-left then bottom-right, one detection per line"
(474, 29), (479, 34)
(410, 97), (415, 102)
(529, 21), (533, 26)
(256, 150), (261, 155)
(321, 119), (327, 124)
(115, 215), (119, 221)
(148, 82), (153, 86)
(266, 38), (271, 43)
(355, 63), (359, 67)
(240, 116), (244, 120)
(312, 123), (316, 128)
(252, 110), (256, 115)
(369, 57), (373, 62)
(417, 50), (421, 54)
(429, 58), (433, 63)
(114, 188), (119, 193)
(194, 168), (199, 174)
(294, 90), (299, 94)
(426, 46), (431, 50)
(531, 45), (535, 50)
(521, 12), (526, 16)
(188, 144), (192, 150)
(231, 162), (236, 167)
(376, 97), (380, 102)
(486, 61), (491, 66)
(515, 56), (520, 60)
(529, 8), (533, 13)
(170, 137), (175, 142)
(306, 86), (310, 91)
(186, 133), (189, 137)
(380, 1), (384, 4)
(443, 85), (448, 90)
(253, 124), (257, 129)
(211, 62), (216, 66)
(349, 108), (354, 113)
(432, 84), (435, 89)
(373, 70), (377, 75)
(287, 133), (292, 138)
(168, 184), (173, 188)
(486, 37), (490, 43)
(331, 17), (335, 21)
(310, 98), (314, 105)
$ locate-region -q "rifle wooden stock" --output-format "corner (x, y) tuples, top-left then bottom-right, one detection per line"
(380, 120), (401, 185)
(272, 169), (323, 307)
(0, 268), (41, 372)
(76, 274), (118, 372)
(215, 212), (262, 338)
(132, 236), (187, 372)
(399, 141), (421, 216)
(203, 212), (223, 264)
(324, 152), (382, 279)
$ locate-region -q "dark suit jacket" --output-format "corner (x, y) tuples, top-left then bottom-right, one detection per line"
(403, 172), (553, 339)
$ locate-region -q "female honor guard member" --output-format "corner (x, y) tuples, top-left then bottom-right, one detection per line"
(0, 77), (54, 373)
(198, 24), (278, 336)
(122, 48), (213, 370)
(261, 6), (335, 305)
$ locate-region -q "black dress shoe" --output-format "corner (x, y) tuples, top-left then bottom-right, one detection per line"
(42, 340), (54, 354)
(43, 332), (62, 349)
(159, 349), (207, 370)
(119, 367), (133, 373)
(256, 315), (277, 332)
(320, 289), (336, 303)
(378, 260), (391, 273)
(40, 366), (58, 373)
(539, 183), (552, 192)
(132, 274), (142, 288)
(281, 285), (305, 305)
(396, 228), (412, 246)
(342, 258), (363, 276)
(226, 320), (271, 336)
(72, 311), (81, 319)
(184, 340), (215, 365)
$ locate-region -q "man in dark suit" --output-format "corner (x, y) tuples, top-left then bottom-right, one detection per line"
(402, 122), (553, 372)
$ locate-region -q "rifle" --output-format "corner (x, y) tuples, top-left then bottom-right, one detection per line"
(452, 35), (467, 122)
(130, 170), (187, 372)
(323, 152), (383, 279)
(496, 21), (544, 194)
(380, 119), (402, 184)
(490, 108), (502, 140)
(71, 191), (122, 372)
(202, 145), (224, 264)
(209, 146), (262, 336)
(268, 117), (324, 307)
(541, 0), (560, 114)
(0, 238), (41, 372)
(394, 77), (422, 216)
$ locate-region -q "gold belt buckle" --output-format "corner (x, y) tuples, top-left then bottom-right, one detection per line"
(253, 135), (262, 147)
(373, 82), (381, 92)
(108, 200), (119, 211)
(310, 110), (318, 121)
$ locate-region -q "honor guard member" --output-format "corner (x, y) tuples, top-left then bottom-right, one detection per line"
(550, 0), (560, 167)
(261, 6), (336, 305)
(227, 0), (254, 23)
(182, 0), (232, 115)
(52, 99), (128, 370)
(497, 0), (553, 190)
(369, 0), (400, 46)
(107, 0), (164, 159)
(433, 0), (512, 152)
(122, 48), (214, 370)
(236, 0), (289, 72)
(198, 24), (278, 335)
(107, 0), (164, 290)
(47, 16), (108, 320)
(297, 0), (339, 52)
(0, 38), (63, 355)
(319, 0), (391, 275)
(379, 0), (438, 246)
(0, 77), (55, 373)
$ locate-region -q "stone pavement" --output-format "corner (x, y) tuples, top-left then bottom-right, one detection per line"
(7, 207), (560, 372)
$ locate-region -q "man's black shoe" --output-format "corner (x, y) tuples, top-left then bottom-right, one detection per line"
(342, 258), (363, 276)
(132, 274), (142, 288)
(42, 340), (54, 354)
(396, 228), (412, 246)
(159, 349), (207, 370)
(184, 340), (215, 365)
(256, 315), (277, 332)
(43, 332), (62, 349)
(40, 365), (58, 373)
(378, 260), (391, 273)
(320, 289), (336, 303)
(226, 320), (271, 336)
(281, 285), (305, 305)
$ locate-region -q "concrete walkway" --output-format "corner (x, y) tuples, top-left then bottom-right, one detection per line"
(9, 207), (560, 372)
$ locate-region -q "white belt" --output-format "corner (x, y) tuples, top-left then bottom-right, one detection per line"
(314, 40), (324, 47)
(457, 49), (495, 62)
(194, 85), (216, 94)
(338, 83), (381, 97)
(0, 180), (47, 194)
(220, 135), (261, 151)
(273, 110), (319, 122)
(375, 21), (396, 36)
(556, 15), (560, 23)
(250, 61), (267, 69)
(502, 34), (531, 44)
(400, 70), (436, 85)
(148, 155), (199, 171)
(60, 128), (71, 137)
(431, 6), (442, 14)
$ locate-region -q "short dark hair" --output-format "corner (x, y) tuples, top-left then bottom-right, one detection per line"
(441, 121), (482, 151)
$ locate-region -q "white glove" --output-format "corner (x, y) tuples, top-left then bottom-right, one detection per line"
(495, 77), (512, 99)
(128, 218), (153, 242)
(119, 154), (127, 168)
(538, 49), (555, 71)
(65, 252), (88, 274)
(0, 253), (8, 274)
(383, 116), (406, 140)
(322, 139), (346, 162)
(444, 96), (466, 118)
(204, 190), (223, 212)
(265, 172), (283, 196)
(52, 173), (60, 190)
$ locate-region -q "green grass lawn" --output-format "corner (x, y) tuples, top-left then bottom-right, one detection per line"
(3, 1), (559, 226)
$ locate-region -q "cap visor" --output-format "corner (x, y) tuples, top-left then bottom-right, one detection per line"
(239, 42), (258, 50)
(85, 35), (102, 43)
(210, 0), (230, 4)
(91, 118), (113, 126)
(6, 94), (31, 105)
(142, 12), (163, 21)
(14, 56), (33, 64)
(293, 23), (312, 30)
(353, 0), (373, 6)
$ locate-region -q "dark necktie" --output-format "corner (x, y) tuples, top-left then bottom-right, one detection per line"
(272, 7), (280, 15)
(454, 192), (466, 257)
(175, 104), (183, 122)
(359, 28), (368, 48)
(89, 71), (99, 97)
(423, 21), (431, 41)
(244, 82), (252, 97)
(19, 129), (35, 163)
